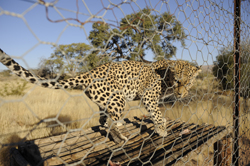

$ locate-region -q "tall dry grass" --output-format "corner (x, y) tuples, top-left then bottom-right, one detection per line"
(0, 76), (149, 165)
(0, 73), (250, 165)
(0, 77), (148, 142)
(1, 74), (249, 141)
(159, 72), (250, 166)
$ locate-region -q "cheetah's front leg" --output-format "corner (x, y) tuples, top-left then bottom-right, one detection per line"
(100, 112), (127, 143)
(142, 86), (168, 137)
(106, 117), (128, 143)
(151, 108), (168, 137)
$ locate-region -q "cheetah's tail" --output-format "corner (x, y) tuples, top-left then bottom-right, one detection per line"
(0, 49), (89, 90)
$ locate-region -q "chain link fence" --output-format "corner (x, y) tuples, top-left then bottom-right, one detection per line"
(0, 0), (250, 165)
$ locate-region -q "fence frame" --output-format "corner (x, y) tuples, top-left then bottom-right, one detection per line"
(1, 0), (249, 165)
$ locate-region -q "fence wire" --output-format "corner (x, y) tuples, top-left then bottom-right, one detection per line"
(0, 0), (250, 166)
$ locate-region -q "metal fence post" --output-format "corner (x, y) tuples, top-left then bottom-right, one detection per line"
(233, 0), (241, 165)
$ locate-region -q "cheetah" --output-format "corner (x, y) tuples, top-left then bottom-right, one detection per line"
(0, 49), (201, 143)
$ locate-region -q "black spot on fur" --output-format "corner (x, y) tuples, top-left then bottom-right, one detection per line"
(50, 82), (56, 86)
(25, 72), (32, 77)
(42, 83), (49, 87)
(17, 71), (22, 76)
(13, 65), (20, 71)
(5, 60), (13, 66)
(30, 78), (36, 83)
(100, 97), (105, 101)
(69, 82), (73, 86)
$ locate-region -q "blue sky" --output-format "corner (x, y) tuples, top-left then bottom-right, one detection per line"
(0, 0), (236, 71)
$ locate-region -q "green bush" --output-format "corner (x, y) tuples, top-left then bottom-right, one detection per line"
(0, 70), (12, 77)
(0, 81), (28, 97)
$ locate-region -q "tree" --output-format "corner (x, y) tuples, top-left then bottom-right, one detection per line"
(212, 40), (250, 98)
(240, 40), (250, 99)
(38, 57), (63, 78)
(40, 43), (92, 77)
(212, 47), (234, 90)
(88, 8), (186, 62)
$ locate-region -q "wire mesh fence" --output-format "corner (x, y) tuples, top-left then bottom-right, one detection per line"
(0, 0), (250, 165)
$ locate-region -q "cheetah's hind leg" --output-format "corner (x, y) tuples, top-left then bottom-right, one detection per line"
(106, 118), (128, 144)
(99, 113), (127, 143)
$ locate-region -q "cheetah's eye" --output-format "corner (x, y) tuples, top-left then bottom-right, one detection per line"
(176, 80), (181, 84)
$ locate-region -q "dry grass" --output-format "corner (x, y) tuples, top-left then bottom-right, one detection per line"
(159, 73), (250, 166)
(0, 77), (148, 165)
(0, 74), (250, 165)
(0, 78), (148, 140)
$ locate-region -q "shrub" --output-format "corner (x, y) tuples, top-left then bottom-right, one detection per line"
(0, 81), (28, 97)
(0, 70), (12, 77)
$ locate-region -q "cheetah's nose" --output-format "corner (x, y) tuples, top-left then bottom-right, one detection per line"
(176, 93), (182, 98)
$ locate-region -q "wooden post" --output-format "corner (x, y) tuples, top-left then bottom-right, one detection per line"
(214, 136), (232, 166)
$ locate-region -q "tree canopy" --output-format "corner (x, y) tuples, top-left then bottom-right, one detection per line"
(88, 8), (186, 62)
(40, 8), (186, 76)
(40, 43), (92, 77)
(212, 40), (250, 98)
(212, 47), (234, 90)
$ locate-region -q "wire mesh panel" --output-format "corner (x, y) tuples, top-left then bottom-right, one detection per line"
(0, 0), (249, 166)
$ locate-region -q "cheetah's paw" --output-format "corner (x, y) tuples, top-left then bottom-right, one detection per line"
(155, 123), (168, 137)
(110, 129), (128, 144)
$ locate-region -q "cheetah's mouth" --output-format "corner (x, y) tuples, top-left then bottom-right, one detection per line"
(159, 92), (184, 103)
(160, 93), (174, 100)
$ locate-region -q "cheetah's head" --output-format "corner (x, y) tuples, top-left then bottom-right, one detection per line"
(173, 65), (202, 99)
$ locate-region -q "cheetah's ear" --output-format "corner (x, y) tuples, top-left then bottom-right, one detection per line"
(197, 65), (202, 70)
(197, 65), (202, 73)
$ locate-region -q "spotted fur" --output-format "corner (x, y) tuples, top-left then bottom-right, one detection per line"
(0, 49), (201, 143)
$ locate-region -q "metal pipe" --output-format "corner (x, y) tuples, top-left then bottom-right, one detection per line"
(233, 0), (241, 165)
